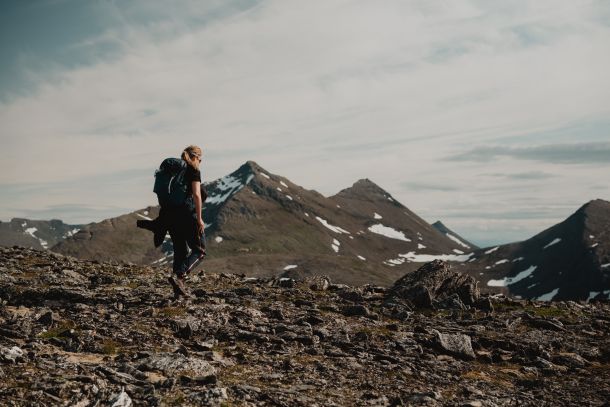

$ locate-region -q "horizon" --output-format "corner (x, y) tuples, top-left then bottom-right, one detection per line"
(1, 1), (609, 247)
(1, 158), (605, 249)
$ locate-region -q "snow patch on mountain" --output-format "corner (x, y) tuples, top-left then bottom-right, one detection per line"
(63, 228), (80, 238)
(495, 259), (509, 265)
(487, 265), (537, 287)
(374, 213), (382, 219)
(283, 265), (297, 270)
(280, 181), (288, 188)
(588, 290), (610, 301)
(368, 224), (411, 242)
(137, 213), (153, 220)
(207, 174), (253, 205)
(331, 238), (340, 253)
(544, 238), (561, 249)
(316, 217), (350, 234)
(261, 173), (270, 179)
(537, 288), (559, 301)
(485, 246), (499, 254)
(387, 251), (474, 264)
(357, 255), (366, 261)
(24, 227), (49, 249)
(445, 233), (470, 249)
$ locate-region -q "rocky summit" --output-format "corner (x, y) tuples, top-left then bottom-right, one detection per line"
(1, 247), (609, 406)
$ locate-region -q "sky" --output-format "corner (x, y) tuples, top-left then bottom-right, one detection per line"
(1, 0), (609, 247)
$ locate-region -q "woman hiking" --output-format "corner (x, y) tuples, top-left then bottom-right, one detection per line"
(165, 145), (206, 298)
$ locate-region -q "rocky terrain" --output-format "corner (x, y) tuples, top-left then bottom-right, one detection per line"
(1, 246), (609, 406)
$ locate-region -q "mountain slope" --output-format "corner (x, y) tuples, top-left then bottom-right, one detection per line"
(432, 221), (478, 250)
(464, 199), (610, 301)
(0, 218), (82, 250)
(52, 161), (468, 286)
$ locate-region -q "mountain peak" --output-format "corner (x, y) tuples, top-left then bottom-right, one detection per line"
(578, 199), (610, 215)
(235, 160), (266, 175)
(334, 178), (397, 203)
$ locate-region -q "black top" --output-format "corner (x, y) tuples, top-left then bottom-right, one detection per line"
(185, 166), (201, 185)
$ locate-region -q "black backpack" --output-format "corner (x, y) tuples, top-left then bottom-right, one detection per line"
(153, 158), (189, 208)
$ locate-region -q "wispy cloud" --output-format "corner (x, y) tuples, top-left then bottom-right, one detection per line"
(401, 181), (460, 192)
(484, 171), (556, 180)
(450, 142), (610, 164)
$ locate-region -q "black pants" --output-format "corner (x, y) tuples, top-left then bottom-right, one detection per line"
(167, 206), (206, 276)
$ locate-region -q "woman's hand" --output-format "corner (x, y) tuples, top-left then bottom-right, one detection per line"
(197, 218), (205, 233)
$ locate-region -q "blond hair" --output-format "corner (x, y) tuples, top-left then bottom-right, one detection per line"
(181, 145), (202, 170)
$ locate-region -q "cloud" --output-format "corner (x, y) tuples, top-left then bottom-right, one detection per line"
(401, 181), (460, 192)
(449, 142), (610, 164)
(1, 0), (610, 241)
(484, 171), (556, 180)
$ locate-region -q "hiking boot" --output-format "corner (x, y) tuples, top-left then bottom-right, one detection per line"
(168, 275), (190, 299)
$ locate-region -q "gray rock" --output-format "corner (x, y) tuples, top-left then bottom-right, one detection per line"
(433, 330), (476, 360)
(138, 353), (216, 377)
(385, 260), (480, 309)
(0, 345), (24, 363)
(109, 388), (132, 407)
(308, 275), (331, 291)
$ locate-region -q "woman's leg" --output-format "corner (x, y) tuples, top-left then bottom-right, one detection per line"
(182, 217), (206, 275)
(169, 225), (187, 275)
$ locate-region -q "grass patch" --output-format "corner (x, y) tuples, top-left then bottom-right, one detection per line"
(495, 302), (572, 319)
(126, 280), (141, 289)
(38, 321), (77, 339)
(101, 339), (120, 355)
(163, 393), (186, 406)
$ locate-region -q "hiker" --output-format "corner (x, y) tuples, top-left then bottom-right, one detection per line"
(141, 145), (207, 298)
(137, 185), (207, 248)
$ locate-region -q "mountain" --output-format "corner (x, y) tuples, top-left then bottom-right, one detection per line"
(463, 199), (610, 301)
(51, 207), (163, 264)
(52, 161), (468, 286)
(0, 218), (82, 250)
(432, 220), (478, 250)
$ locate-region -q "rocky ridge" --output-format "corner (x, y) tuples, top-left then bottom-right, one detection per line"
(51, 161), (467, 287)
(1, 247), (609, 406)
(465, 199), (610, 301)
(0, 219), (82, 251)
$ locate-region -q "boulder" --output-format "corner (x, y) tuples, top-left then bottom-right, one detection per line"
(385, 260), (480, 309)
(138, 353), (216, 378)
(433, 330), (476, 360)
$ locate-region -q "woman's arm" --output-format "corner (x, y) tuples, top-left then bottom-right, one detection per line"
(192, 181), (204, 232)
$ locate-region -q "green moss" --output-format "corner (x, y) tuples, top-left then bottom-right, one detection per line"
(38, 321), (77, 339)
(101, 339), (120, 355)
